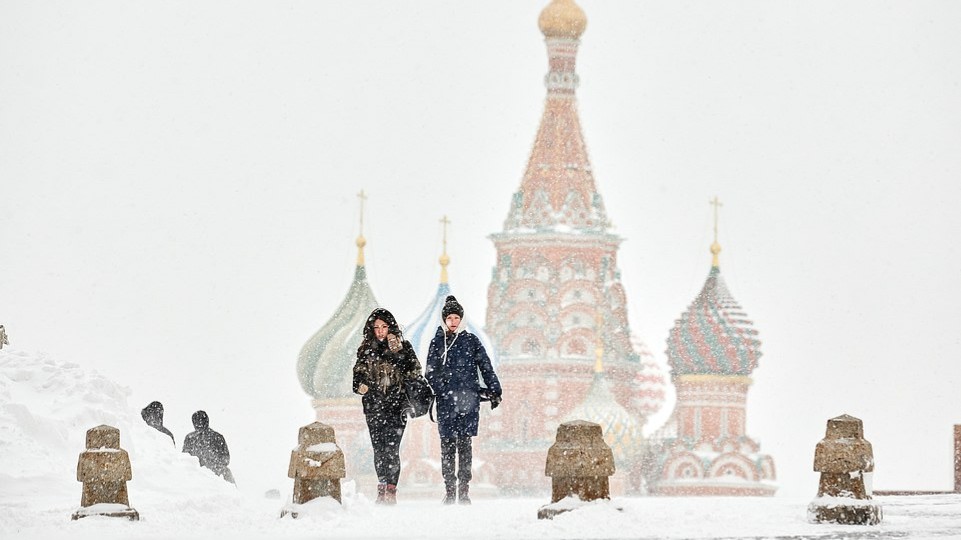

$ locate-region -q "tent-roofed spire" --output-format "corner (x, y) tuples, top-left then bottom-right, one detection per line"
(500, 0), (612, 234)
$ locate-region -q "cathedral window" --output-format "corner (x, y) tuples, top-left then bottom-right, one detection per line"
(567, 339), (587, 356)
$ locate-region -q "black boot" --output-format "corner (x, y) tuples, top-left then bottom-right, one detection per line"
(442, 483), (456, 505)
(457, 482), (471, 505)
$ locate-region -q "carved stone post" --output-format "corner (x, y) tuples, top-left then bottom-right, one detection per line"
(71, 425), (139, 521)
(281, 422), (346, 518)
(807, 414), (882, 525)
(538, 420), (615, 520)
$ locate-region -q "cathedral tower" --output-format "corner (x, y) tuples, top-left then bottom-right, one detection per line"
(643, 199), (776, 496)
(483, 0), (654, 493)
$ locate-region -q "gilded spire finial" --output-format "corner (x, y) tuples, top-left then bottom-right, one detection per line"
(709, 195), (723, 268)
(356, 189), (368, 266)
(539, 0), (587, 39)
(439, 215), (451, 284)
(594, 311), (604, 373)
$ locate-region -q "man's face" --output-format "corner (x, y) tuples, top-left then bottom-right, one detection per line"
(445, 314), (461, 333)
(373, 319), (389, 341)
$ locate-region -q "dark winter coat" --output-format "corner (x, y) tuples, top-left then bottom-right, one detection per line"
(352, 309), (423, 425)
(425, 325), (501, 438)
(183, 410), (232, 482)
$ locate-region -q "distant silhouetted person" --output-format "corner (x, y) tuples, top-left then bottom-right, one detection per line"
(0, 325), (8, 350)
(140, 401), (175, 445)
(183, 410), (234, 484)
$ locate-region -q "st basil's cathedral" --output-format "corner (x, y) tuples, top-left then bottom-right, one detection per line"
(296, 0), (776, 497)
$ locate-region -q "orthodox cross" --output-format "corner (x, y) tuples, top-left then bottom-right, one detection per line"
(439, 215), (451, 283)
(709, 195), (723, 267)
(357, 189), (368, 236)
(440, 215), (450, 256)
(709, 195), (723, 244)
(356, 189), (368, 266)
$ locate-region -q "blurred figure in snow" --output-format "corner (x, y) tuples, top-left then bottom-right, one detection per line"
(353, 307), (422, 505)
(183, 410), (234, 484)
(140, 400), (175, 445)
(425, 295), (501, 505)
(0, 325), (8, 349)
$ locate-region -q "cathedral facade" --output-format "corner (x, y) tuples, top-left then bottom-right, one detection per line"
(297, 0), (773, 498)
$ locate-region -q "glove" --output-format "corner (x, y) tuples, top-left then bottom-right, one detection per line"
(490, 393), (502, 410)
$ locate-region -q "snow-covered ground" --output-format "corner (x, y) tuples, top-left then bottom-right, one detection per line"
(2, 349), (959, 540)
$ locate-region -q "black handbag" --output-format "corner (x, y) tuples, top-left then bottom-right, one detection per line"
(403, 375), (435, 420)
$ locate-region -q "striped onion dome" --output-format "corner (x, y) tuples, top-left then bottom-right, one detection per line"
(666, 265), (762, 377)
(406, 283), (498, 368)
(564, 369), (644, 468)
(297, 240), (380, 400)
(630, 333), (666, 418)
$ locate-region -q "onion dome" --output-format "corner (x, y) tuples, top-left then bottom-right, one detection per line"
(665, 261), (762, 377)
(538, 0), (587, 39)
(630, 334), (666, 418)
(406, 222), (497, 365)
(297, 234), (379, 400)
(564, 348), (644, 468)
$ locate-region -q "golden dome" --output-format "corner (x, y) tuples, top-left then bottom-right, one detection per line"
(538, 0), (587, 39)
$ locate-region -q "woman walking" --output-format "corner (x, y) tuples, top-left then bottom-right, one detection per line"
(425, 295), (502, 505)
(353, 307), (422, 505)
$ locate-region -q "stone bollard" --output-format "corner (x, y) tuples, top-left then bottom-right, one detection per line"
(807, 414), (882, 525)
(71, 425), (139, 521)
(281, 421), (346, 518)
(538, 420), (616, 520)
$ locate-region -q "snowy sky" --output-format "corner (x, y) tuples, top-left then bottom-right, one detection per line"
(2, 1), (960, 499)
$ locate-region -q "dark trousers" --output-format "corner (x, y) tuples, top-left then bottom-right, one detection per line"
(440, 437), (472, 487)
(366, 414), (406, 485)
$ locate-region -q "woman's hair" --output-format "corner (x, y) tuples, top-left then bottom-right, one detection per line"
(358, 308), (403, 351)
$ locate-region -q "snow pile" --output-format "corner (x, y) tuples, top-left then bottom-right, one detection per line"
(0, 348), (247, 536)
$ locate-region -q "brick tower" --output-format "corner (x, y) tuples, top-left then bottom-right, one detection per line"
(483, 0), (656, 494)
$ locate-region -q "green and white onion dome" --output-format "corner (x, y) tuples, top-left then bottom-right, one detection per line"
(297, 258), (379, 401)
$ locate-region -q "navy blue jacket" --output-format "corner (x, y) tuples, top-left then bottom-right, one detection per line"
(425, 326), (501, 438)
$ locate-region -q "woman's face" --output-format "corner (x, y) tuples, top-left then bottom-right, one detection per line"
(373, 319), (390, 341)
(445, 314), (462, 333)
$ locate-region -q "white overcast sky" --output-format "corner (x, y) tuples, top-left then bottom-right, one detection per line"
(2, 1), (960, 498)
